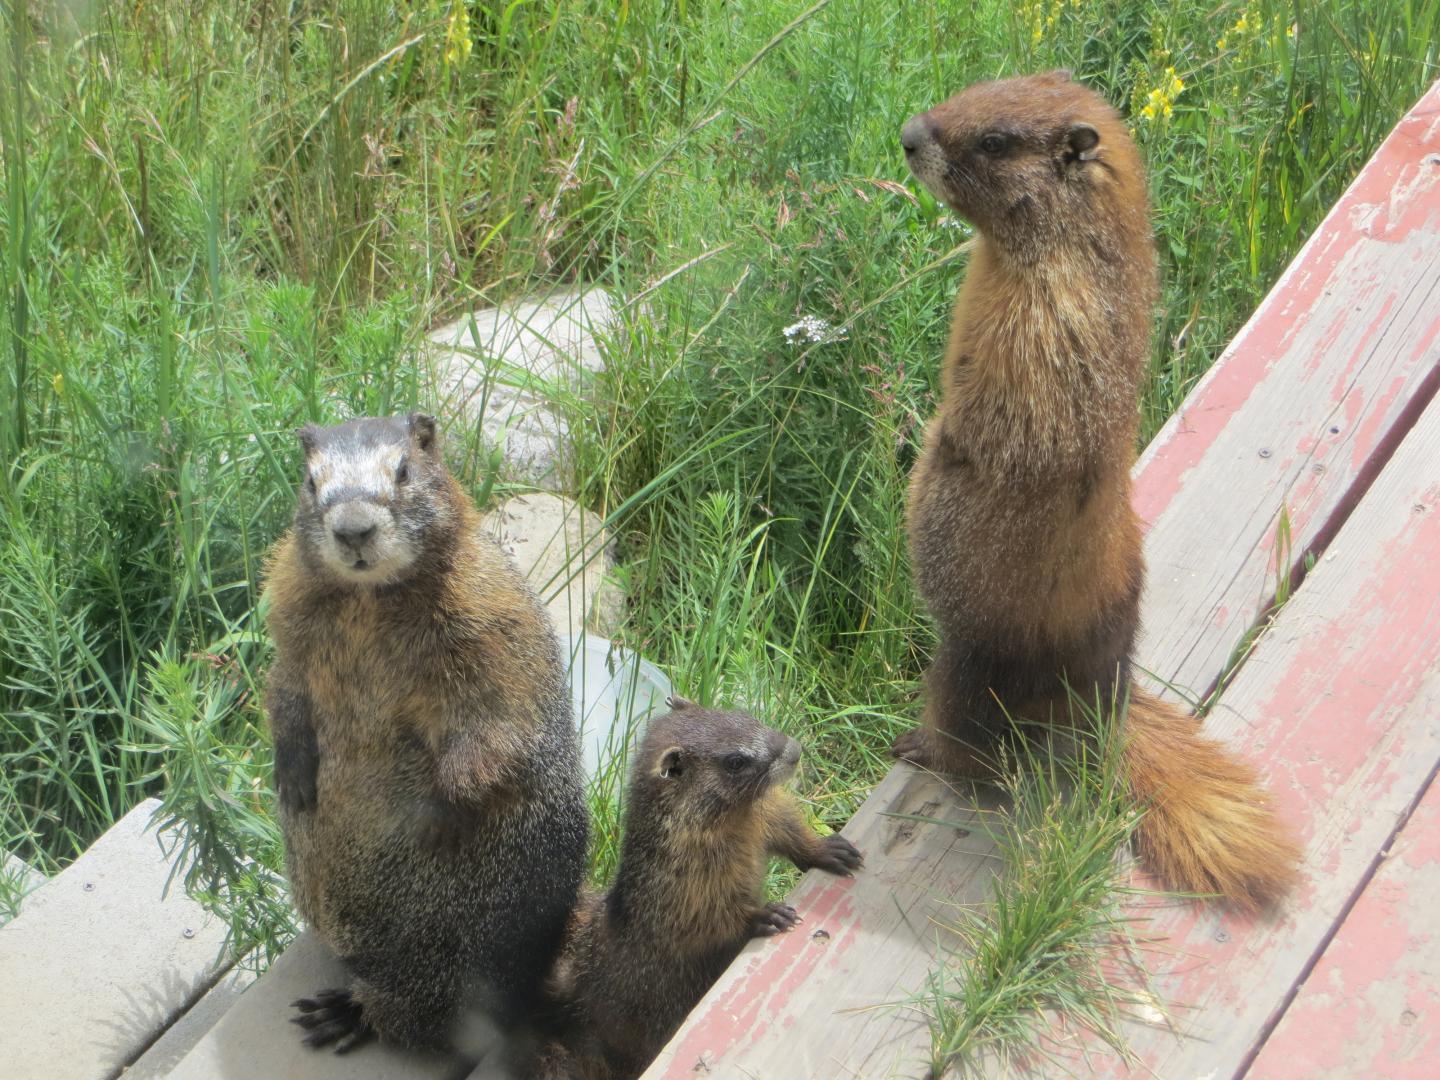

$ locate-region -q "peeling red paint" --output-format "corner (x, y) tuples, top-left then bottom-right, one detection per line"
(1247, 782), (1440, 1079)
(654, 876), (863, 1077)
(1104, 402), (1440, 1076)
(1132, 80), (1440, 528)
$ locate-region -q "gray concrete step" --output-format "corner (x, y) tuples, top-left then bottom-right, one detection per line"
(0, 798), (234, 1080)
(166, 930), (466, 1080)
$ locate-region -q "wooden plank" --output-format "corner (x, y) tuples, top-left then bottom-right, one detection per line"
(1244, 775), (1440, 1080)
(1132, 77), (1440, 699)
(167, 930), (467, 1080)
(1095, 383), (1440, 1076)
(641, 767), (1004, 1079)
(0, 799), (235, 1080)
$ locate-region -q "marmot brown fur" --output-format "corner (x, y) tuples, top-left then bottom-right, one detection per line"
(893, 71), (1300, 911)
(263, 413), (588, 1059)
(539, 698), (862, 1079)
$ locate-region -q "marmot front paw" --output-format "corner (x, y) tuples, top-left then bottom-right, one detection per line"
(749, 902), (801, 937)
(810, 834), (863, 876)
(291, 988), (373, 1054)
(890, 727), (935, 768)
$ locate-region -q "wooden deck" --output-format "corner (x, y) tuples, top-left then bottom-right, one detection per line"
(644, 78), (1440, 1079)
(1, 81), (1436, 1080)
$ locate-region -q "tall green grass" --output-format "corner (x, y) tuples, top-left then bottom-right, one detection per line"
(2, 0), (1436, 1011)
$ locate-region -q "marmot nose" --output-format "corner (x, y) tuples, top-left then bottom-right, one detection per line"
(332, 521), (377, 550)
(900, 115), (933, 156)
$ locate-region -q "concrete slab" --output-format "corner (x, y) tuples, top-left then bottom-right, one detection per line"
(428, 289), (618, 490)
(120, 964), (256, 1079)
(167, 930), (468, 1080)
(0, 799), (233, 1080)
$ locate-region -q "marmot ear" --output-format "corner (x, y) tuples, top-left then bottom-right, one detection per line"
(296, 424), (319, 457)
(1062, 122), (1101, 164)
(666, 694), (697, 712)
(656, 747), (685, 779)
(408, 412), (437, 452)
(1044, 68), (1074, 83)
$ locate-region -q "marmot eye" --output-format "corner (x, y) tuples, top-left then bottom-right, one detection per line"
(396, 460), (410, 485)
(723, 752), (750, 774)
(305, 473), (317, 497)
(979, 133), (1008, 154)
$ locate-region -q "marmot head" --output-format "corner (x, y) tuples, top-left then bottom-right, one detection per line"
(631, 697), (801, 826)
(901, 71), (1146, 255)
(291, 412), (455, 586)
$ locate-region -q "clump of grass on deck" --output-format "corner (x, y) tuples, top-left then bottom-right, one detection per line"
(922, 695), (1152, 1077)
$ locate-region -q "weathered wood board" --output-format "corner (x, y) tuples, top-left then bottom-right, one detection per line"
(1244, 776), (1440, 1080)
(641, 767), (1005, 1079)
(0, 799), (234, 1080)
(1098, 382), (1440, 1076)
(1132, 77), (1440, 700)
(167, 930), (468, 1080)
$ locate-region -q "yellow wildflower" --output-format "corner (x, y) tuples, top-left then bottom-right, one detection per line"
(444, 1), (472, 69)
(1217, 35), (1228, 49)
(1138, 71), (1183, 124)
(52, 372), (64, 396)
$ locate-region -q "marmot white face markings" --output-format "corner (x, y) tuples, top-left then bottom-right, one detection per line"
(295, 415), (442, 585)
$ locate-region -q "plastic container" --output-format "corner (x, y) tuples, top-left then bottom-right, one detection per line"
(560, 632), (672, 780)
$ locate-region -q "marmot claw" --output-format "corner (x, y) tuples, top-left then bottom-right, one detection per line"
(291, 987), (373, 1054)
(813, 834), (863, 876)
(750, 902), (801, 937)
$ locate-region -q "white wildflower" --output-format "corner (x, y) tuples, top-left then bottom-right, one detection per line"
(782, 315), (848, 345)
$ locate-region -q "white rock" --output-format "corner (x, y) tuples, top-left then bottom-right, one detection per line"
(480, 492), (624, 638)
(428, 288), (618, 490)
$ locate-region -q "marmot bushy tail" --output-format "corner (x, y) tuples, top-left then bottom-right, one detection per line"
(1125, 688), (1297, 909)
(893, 70), (1299, 911)
(264, 413), (588, 1061)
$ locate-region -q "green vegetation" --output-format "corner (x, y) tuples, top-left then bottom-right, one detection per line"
(921, 696), (1148, 1074)
(2, 0), (1436, 1051)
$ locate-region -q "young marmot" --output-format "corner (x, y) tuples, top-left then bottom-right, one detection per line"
(264, 413), (588, 1058)
(540, 698), (862, 1079)
(894, 71), (1299, 911)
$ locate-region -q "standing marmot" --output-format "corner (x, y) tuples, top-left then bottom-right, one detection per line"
(893, 71), (1299, 910)
(264, 413), (588, 1059)
(540, 698), (862, 1079)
